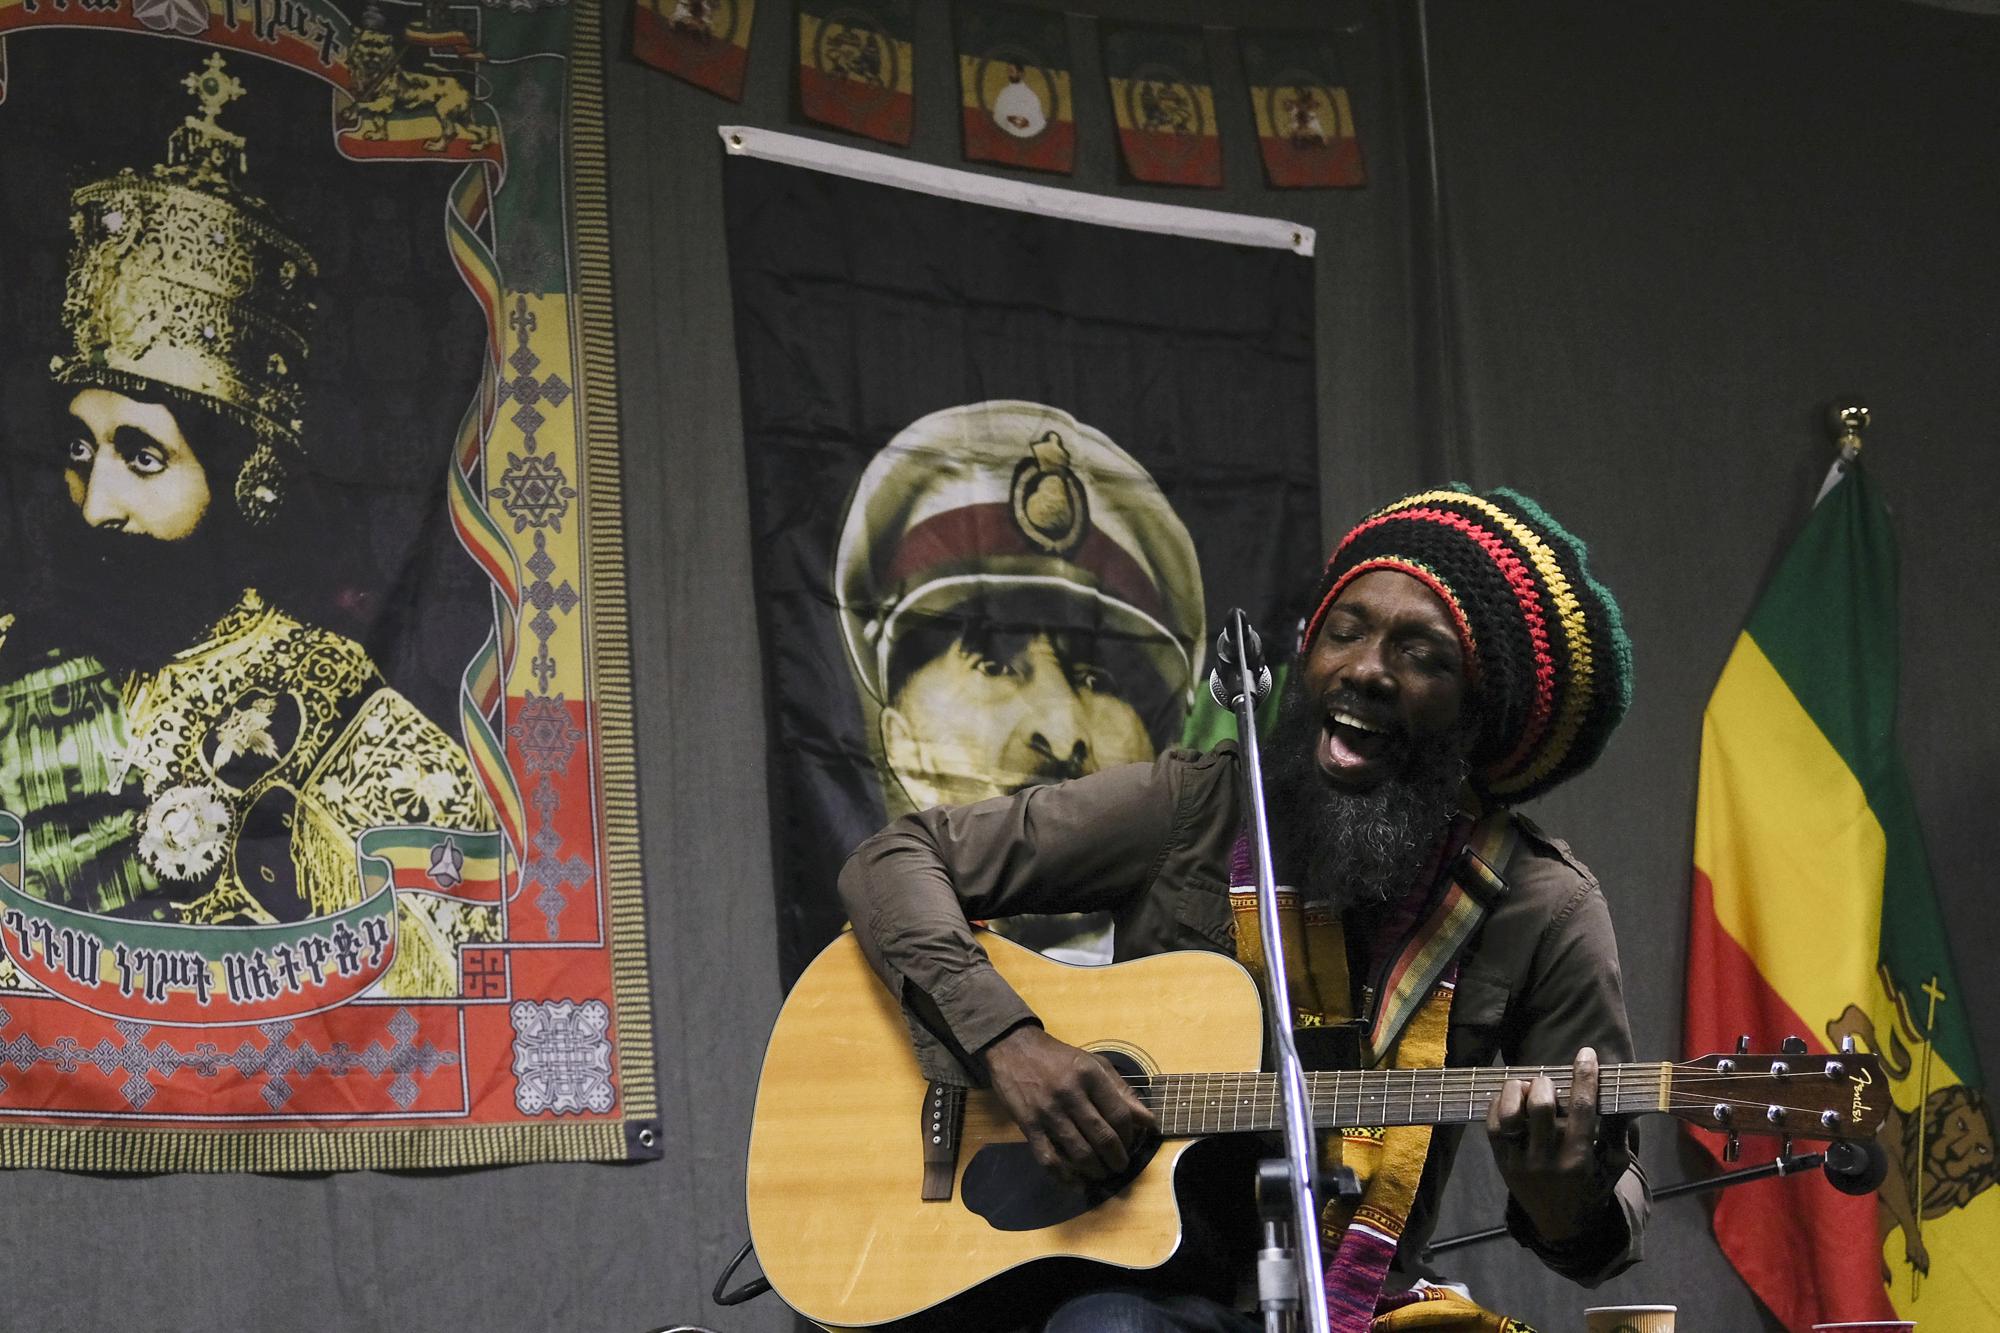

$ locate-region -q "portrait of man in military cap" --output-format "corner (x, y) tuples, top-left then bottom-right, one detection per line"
(0, 52), (498, 997)
(834, 401), (1205, 962)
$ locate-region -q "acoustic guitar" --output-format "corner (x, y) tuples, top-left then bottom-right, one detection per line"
(745, 930), (1889, 1331)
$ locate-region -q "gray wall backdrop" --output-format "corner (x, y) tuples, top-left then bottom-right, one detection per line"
(8, 2), (1997, 1330)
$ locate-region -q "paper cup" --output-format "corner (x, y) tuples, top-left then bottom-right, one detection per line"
(1584, 1306), (1675, 1333)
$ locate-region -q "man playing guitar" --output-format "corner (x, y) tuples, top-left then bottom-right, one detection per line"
(838, 486), (1646, 1331)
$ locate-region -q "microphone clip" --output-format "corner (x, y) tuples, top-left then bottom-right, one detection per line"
(1209, 609), (1273, 709)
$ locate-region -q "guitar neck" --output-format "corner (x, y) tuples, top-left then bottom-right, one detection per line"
(1133, 1064), (1671, 1136)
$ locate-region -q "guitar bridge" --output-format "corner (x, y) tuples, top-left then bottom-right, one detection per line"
(920, 1081), (966, 1201)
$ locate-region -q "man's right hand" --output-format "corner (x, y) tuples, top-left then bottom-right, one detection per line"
(981, 1023), (1157, 1181)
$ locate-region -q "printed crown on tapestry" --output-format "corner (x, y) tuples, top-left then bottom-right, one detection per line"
(50, 53), (319, 526)
(1304, 486), (1633, 803)
(834, 400), (1206, 715)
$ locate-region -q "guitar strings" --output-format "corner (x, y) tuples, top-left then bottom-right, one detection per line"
(1124, 1068), (1860, 1091)
(1123, 1063), (1857, 1084)
(949, 1071), (1862, 1142)
(1114, 1069), (1858, 1125)
(1123, 1098), (1856, 1126)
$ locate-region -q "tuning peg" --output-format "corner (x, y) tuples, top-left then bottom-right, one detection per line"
(1840, 1034), (1857, 1054)
(1781, 1035), (1808, 1054)
(1736, 1034), (1751, 1054)
(1724, 1132), (1741, 1163)
(1781, 1135), (1795, 1159)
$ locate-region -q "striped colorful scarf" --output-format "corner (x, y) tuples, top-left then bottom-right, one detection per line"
(1375, 1285), (1540, 1331)
(1228, 807), (1525, 1333)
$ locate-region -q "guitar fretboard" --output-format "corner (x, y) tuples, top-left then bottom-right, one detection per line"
(1132, 1064), (1669, 1136)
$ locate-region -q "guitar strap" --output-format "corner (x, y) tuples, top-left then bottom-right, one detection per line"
(1228, 804), (1522, 1333)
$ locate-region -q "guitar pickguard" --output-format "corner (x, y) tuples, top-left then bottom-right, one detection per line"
(960, 1050), (1161, 1231)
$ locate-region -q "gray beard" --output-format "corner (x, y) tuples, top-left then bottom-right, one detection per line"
(1260, 676), (1471, 913)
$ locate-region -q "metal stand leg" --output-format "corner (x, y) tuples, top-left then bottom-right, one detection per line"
(1217, 610), (1334, 1332)
(1256, 1159), (1301, 1333)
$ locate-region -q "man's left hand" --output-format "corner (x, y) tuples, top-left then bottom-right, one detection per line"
(1485, 1045), (1615, 1244)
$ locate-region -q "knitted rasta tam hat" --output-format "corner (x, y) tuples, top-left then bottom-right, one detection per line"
(1300, 487), (1633, 805)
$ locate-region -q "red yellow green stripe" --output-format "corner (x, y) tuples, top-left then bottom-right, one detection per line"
(1694, 638), (1885, 1021)
(356, 827), (505, 902)
(438, 159), (527, 868)
(1364, 810), (1513, 1065)
(1686, 463), (1990, 1328)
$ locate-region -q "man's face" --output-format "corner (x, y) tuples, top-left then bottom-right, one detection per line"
(1296, 568), (1469, 794)
(1262, 568), (1474, 910)
(5, 387), (247, 673)
(64, 388), (213, 541)
(881, 622), (1154, 810)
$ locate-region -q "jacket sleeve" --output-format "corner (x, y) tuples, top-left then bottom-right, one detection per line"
(1499, 854), (1651, 1286)
(835, 749), (1199, 1083)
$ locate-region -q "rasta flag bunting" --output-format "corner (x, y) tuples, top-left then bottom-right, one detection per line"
(1240, 28), (1367, 189)
(1101, 22), (1222, 188)
(0, 0), (656, 1170)
(720, 133), (1318, 985)
(1686, 460), (1999, 1327)
(955, 0), (1074, 175)
(798, 0), (915, 146)
(634, 0), (757, 101)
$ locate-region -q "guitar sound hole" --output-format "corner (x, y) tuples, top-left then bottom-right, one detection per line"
(961, 1050), (1160, 1232)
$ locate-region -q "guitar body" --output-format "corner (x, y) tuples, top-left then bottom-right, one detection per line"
(746, 930), (1264, 1330)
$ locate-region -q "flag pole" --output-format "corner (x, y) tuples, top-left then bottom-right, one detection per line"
(1817, 397), (1869, 504)
(1829, 398), (1869, 461)
(1912, 974), (1946, 1302)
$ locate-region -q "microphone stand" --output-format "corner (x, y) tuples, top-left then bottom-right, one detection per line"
(1214, 609), (1332, 1333)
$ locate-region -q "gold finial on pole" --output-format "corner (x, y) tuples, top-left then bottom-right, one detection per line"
(1827, 398), (1869, 463)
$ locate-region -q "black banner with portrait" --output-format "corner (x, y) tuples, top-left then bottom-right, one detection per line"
(722, 136), (1321, 984)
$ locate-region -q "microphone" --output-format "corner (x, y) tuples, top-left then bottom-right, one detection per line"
(1208, 610), (1273, 709)
(1821, 1138), (1889, 1196)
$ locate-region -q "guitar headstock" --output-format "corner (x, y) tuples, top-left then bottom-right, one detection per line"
(1670, 1047), (1890, 1143)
